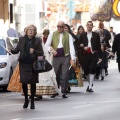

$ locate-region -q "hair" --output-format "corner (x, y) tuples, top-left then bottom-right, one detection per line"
(101, 43), (106, 51)
(25, 24), (37, 35)
(43, 29), (50, 35)
(77, 25), (85, 35)
(64, 24), (71, 31)
(98, 22), (104, 28)
(87, 21), (93, 26)
(110, 27), (113, 29)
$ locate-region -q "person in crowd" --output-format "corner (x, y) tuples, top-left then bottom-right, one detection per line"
(10, 25), (43, 109)
(79, 21), (102, 92)
(109, 27), (116, 59)
(95, 22), (110, 76)
(109, 27), (116, 45)
(42, 29), (50, 44)
(97, 22), (111, 48)
(7, 24), (18, 38)
(110, 33), (120, 72)
(64, 24), (77, 92)
(76, 25), (86, 79)
(45, 21), (76, 98)
(96, 44), (108, 80)
(76, 25), (85, 66)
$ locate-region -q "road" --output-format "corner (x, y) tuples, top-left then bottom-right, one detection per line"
(0, 60), (120, 120)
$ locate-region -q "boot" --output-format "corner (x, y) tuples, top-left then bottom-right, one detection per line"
(23, 98), (29, 108)
(30, 84), (36, 109)
(30, 96), (35, 109)
(22, 84), (29, 108)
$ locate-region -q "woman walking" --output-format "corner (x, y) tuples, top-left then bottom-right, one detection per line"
(10, 25), (43, 109)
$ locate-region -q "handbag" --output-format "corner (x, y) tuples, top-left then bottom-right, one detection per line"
(33, 56), (52, 73)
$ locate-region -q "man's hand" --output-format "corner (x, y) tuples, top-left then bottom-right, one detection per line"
(84, 47), (89, 51)
(50, 47), (57, 56)
(97, 58), (102, 64)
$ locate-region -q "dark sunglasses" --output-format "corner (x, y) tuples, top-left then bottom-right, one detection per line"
(57, 26), (64, 28)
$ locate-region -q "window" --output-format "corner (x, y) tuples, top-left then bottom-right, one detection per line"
(0, 39), (7, 55)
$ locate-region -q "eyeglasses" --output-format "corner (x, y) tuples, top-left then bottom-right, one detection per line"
(28, 29), (35, 31)
(57, 26), (64, 29)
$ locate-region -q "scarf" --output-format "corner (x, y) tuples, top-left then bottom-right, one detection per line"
(22, 35), (35, 60)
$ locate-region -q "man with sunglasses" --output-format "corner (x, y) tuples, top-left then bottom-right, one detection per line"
(79, 21), (102, 92)
(45, 21), (76, 98)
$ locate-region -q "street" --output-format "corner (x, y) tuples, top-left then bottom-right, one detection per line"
(0, 60), (120, 120)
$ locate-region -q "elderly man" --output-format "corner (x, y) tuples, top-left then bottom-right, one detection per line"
(45, 21), (76, 98)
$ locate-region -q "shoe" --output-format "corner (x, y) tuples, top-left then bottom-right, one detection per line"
(62, 94), (68, 98)
(30, 100), (35, 109)
(30, 103), (35, 109)
(105, 72), (108, 76)
(86, 86), (89, 92)
(51, 93), (58, 98)
(23, 100), (29, 108)
(29, 96), (31, 100)
(95, 76), (99, 79)
(89, 88), (94, 92)
(35, 95), (43, 100)
(101, 76), (104, 81)
(67, 86), (71, 93)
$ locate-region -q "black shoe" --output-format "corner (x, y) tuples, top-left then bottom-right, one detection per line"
(35, 95), (43, 100)
(23, 100), (29, 108)
(101, 76), (104, 81)
(51, 93), (58, 98)
(89, 88), (94, 92)
(86, 86), (89, 92)
(105, 72), (108, 76)
(95, 76), (99, 79)
(62, 94), (68, 98)
(30, 101), (35, 109)
(67, 86), (71, 93)
(29, 96), (32, 99)
(30, 103), (35, 109)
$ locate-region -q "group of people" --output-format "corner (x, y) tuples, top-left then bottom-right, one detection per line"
(7, 20), (117, 110)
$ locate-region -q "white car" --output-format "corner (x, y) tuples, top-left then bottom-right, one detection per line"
(0, 37), (19, 91)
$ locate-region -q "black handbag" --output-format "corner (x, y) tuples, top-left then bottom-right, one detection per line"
(33, 56), (52, 73)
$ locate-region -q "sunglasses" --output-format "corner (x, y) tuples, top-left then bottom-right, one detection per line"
(57, 26), (64, 28)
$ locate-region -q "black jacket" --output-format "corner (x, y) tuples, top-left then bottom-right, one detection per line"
(78, 32), (102, 58)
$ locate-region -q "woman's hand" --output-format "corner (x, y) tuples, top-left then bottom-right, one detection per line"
(30, 48), (34, 54)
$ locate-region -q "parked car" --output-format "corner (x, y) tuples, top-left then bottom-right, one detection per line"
(0, 37), (19, 91)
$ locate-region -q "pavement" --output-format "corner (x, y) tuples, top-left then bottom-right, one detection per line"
(0, 59), (120, 120)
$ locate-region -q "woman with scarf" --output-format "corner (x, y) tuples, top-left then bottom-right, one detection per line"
(10, 25), (43, 109)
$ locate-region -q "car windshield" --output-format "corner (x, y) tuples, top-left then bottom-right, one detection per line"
(0, 39), (7, 55)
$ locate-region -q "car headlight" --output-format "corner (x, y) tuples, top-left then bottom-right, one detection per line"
(0, 62), (7, 68)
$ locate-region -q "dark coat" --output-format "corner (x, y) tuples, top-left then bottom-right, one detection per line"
(78, 32), (102, 59)
(103, 29), (111, 48)
(11, 36), (44, 84)
(112, 34), (120, 72)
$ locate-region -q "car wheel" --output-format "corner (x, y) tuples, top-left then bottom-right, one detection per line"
(3, 68), (13, 92)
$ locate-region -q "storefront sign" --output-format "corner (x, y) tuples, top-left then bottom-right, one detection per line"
(113, 0), (120, 17)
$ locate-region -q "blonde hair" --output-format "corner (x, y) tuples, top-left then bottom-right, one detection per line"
(25, 24), (37, 35)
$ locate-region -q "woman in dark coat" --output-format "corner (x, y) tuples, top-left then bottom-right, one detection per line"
(11, 25), (43, 109)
